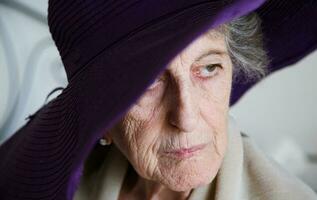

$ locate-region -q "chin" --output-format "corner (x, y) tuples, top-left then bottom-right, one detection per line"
(157, 158), (220, 192)
(164, 171), (215, 192)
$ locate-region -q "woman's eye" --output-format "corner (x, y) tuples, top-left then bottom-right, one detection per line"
(198, 63), (222, 78)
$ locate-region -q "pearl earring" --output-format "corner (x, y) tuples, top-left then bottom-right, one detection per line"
(99, 138), (112, 146)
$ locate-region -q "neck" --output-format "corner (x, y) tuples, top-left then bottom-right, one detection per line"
(120, 164), (193, 200)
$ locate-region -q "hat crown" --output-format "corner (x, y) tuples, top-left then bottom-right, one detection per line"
(47, 0), (216, 81)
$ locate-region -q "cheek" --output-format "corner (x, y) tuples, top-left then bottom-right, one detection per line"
(111, 106), (163, 179)
(196, 62), (232, 108)
(196, 72), (231, 165)
(209, 70), (232, 104)
(198, 69), (231, 123)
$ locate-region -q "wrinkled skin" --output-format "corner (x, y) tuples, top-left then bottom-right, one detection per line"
(106, 29), (233, 200)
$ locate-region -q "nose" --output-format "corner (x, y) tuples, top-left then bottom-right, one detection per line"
(167, 79), (199, 133)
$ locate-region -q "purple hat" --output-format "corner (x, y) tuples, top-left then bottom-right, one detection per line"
(0, 0), (316, 199)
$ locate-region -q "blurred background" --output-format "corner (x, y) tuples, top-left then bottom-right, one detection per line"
(0, 0), (316, 192)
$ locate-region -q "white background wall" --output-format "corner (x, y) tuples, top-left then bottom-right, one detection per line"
(1, 0), (317, 191)
(0, 0), (67, 142)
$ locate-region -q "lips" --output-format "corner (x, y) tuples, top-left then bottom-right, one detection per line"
(163, 143), (207, 159)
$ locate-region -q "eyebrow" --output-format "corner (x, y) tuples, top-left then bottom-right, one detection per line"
(195, 49), (228, 61)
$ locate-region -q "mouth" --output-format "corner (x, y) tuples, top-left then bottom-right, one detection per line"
(163, 143), (208, 159)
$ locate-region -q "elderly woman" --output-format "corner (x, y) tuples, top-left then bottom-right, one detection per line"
(0, 1), (317, 200)
(72, 12), (316, 200)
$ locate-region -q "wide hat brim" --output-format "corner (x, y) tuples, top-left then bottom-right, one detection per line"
(0, 0), (316, 199)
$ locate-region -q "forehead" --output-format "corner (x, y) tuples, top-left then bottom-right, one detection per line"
(167, 28), (227, 66)
(206, 27), (225, 40)
(192, 28), (226, 51)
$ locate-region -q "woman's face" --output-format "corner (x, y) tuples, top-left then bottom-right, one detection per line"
(108, 29), (233, 191)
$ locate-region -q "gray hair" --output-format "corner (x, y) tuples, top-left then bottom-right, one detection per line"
(222, 12), (269, 82)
